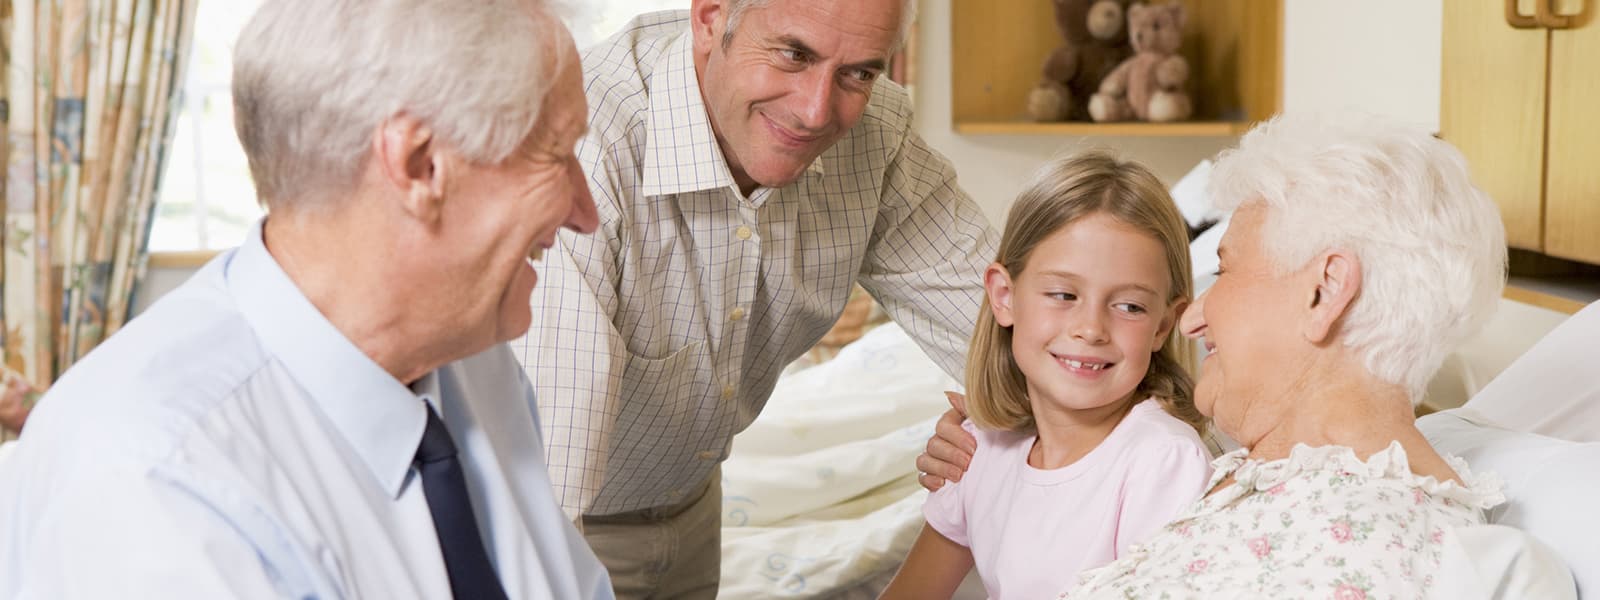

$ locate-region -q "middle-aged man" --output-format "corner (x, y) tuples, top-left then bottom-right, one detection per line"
(516, 0), (997, 595)
(0, 1), (613, 598)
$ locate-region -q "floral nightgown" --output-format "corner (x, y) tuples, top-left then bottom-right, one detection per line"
(1059, 442), (1504, 600)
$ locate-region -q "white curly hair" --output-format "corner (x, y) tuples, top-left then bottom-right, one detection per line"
(1208, 112), (1508, 402)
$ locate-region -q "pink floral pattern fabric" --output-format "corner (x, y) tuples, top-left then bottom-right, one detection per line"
(1059, 442), (1504, 599)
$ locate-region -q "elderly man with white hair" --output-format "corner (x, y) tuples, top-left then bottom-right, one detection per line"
(519, 0), (996, 595)
(0, 1), (612, 598)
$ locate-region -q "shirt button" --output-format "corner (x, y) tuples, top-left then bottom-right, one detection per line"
(735, 225), (753, 240)
(729, 307), (745, 322)
(698, 450), (719, 461)
(721, 384), (735, 400)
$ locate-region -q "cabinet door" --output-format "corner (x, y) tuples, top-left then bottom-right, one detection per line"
(1440, 0), (1549, 251)
(1545, 5), (1600, 264)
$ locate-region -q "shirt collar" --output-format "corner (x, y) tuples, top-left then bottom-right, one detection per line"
(640, 31), (824, 198)
(226, 219), (426, 499)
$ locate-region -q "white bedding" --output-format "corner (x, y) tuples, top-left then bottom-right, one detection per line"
(1458, 300), (1600, 440)
(1429, 524), (1576, 600)
(1421, 411), (1592, 598)
(718, 323), (957, 598)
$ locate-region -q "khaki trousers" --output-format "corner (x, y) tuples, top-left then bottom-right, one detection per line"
(582, 470), (721, 600)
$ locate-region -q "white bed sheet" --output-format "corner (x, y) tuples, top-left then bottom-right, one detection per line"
(1429, 524), (1576, 600)
(718, 323), (959, 598)
(1459, 300), (1600, 441)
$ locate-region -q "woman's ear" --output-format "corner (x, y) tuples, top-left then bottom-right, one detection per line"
(1302, 249), (1361, 344)
(1154, 298), (1190, 350)
(374, 114), (446, 225)
(984, 263), (1017, 327)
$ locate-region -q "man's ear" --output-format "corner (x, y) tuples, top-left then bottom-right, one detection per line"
(374, 114), (446, 225)
(984, 263), (1017, 328)
(688, 0), (728, 58)
(1154, 298), (1189, 351)
(1302, 249), (1361, 344)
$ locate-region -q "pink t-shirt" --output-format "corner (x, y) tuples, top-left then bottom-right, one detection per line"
(923, 399), (1213, 600)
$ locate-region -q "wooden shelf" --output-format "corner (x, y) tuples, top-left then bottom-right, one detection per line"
(953, 120), (1255, 137)
(951, 0), (1282, 136)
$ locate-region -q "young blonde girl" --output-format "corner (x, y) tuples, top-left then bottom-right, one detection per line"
(882, 151), (1212, 599)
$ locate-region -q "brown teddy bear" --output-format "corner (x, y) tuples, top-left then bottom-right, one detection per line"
(1026, 0), (1135, 122)
(1088, 2), (1193, 123)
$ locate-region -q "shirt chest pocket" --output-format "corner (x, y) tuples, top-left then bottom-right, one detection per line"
(616, 340), (713, 420)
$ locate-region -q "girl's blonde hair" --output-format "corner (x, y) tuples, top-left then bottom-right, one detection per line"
(965, 150), (1205, 435)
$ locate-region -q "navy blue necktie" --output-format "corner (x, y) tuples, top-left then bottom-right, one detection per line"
(414, 405), (510, 600)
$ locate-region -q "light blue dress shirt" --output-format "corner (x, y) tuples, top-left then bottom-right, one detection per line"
(0, 222), (613, 599)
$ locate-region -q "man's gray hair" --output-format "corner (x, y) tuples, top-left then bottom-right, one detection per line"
(1208, 112), (1508, 403)
(233, 0), (572, 209)
(722, 0), (918, 52)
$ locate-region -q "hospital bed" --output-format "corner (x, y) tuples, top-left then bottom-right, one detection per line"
(715, 296), (1600, 598)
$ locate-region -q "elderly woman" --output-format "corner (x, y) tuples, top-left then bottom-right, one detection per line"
(1052, 114), (1508, 597)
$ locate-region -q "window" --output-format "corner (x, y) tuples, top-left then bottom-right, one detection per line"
(147, 1), (686, 253)
(147, 0), (263, 252)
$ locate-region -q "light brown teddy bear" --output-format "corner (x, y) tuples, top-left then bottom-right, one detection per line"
(1088, 2), (1192, 123)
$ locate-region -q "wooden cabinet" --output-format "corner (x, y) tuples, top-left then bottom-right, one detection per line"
(1442, 0), (1600, 265)
(950, 0), (1282, 137)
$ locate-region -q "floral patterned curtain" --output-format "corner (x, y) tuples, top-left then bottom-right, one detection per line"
(1, 0), (197, 439)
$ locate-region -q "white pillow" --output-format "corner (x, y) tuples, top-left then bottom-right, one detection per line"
(1189, 217), (1227, 281)
(1422, 297), (1571, 412)
(1461, 300), (1600, 441)
(1169, 159), (1220, 230)
(1428, 524), (1576, 600)
(1419, 411), (1600, 597)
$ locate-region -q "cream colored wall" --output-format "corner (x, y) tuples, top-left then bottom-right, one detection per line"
(1282, 0), (1443, 132)
(914, 0), (1445, 227)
